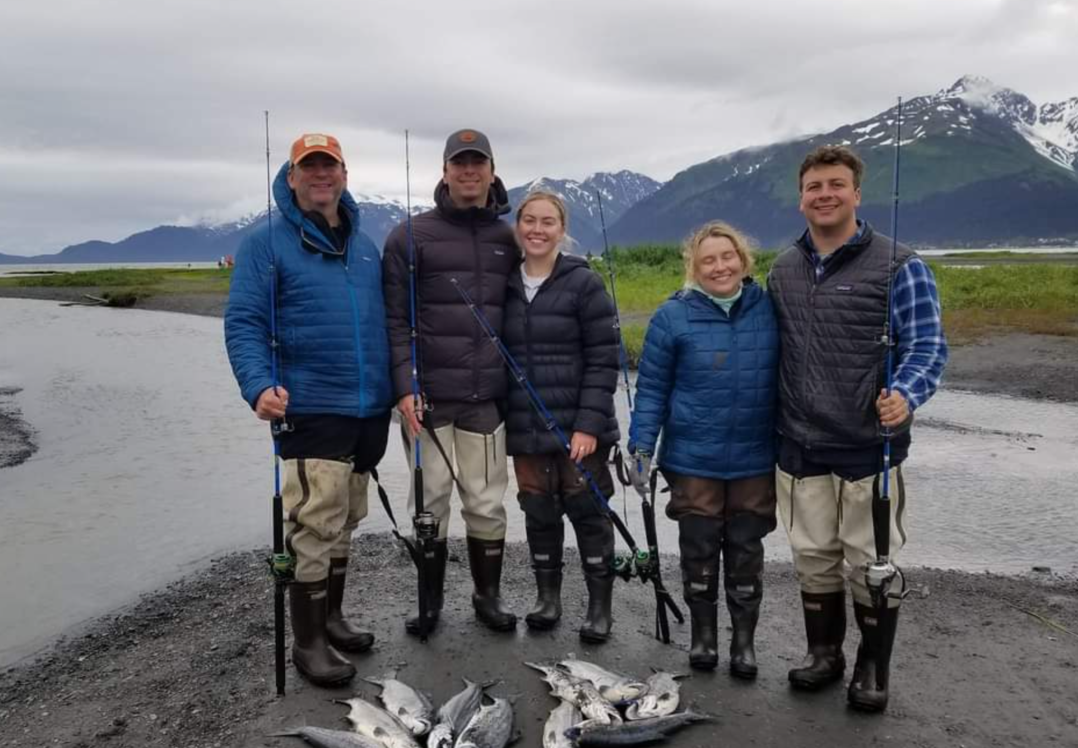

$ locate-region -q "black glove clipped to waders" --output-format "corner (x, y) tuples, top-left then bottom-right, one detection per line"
(788, 590), (847, 689)
(678, 514), (722, 670)
(519, 493), (565, 630)
(565, 493), (615, 643)
(405, 539), (448, 635)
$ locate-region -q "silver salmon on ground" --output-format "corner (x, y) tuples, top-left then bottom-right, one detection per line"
(270, 726), (388, 748)
(455, 696), (514, 748)
(556, 658), (648, 703)
(428, 678), (489, 748)
(365, 672), (435, 737)
(543, 701), (582, 748)
(524, 662), (621, 726)
(624, 671), (685, 720)
(334, 697), (420, 748)
(565, 711), (714, 747)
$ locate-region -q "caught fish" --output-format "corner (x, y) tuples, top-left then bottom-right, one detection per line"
(270, 726), (387, 748)
(556, 659), (648, 703)
(624, 670), (685, 720)
(334, 697), (420, 748)
(565, 711), (713, 747)
(543, 701), (582, 748)
(365, 672), (435, 737)
(455, 696), (514, 748)
(428, 678), (490, 748)
(524, 662), (621, 726)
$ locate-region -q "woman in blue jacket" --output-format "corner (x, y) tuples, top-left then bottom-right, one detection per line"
(629, 221), (778, 676)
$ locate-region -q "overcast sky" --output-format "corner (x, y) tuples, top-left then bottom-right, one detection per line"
(1, 0), (1076, 256)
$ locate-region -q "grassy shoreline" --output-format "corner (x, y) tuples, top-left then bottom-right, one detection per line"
(2, 248), (1076, 357)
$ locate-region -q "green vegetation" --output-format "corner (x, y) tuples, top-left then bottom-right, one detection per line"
(0, 267), (232, 297)
(2, 251), (1075, 354)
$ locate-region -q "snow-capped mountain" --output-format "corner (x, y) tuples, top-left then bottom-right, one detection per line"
(612, 75), (1078, 248)
(506, 171), (662, 252)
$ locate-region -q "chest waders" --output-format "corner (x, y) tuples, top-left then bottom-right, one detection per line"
(264, 112), (296, 696)
(451, 277), (683, 638)
(852, 98), (911, 713)
(595, 191), (684, 643)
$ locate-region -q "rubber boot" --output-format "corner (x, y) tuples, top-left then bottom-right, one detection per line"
(679, 515), (723, 671)
(289, 579), (355, 687)
(788, 590), (847, 690)
(571, 512), (615, 643)
(467, 537), (517, 631)
(520, 493), (565, 630)
(405, 539), (448, 636)
(724, 513), (770, 680)
(847, 603), (900, 712)
(525, 526), (564, 630)
(325, 558), (375, 653)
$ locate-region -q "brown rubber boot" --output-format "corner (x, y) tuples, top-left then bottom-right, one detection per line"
(289, 579), (355, 687)
(326, 557), (374, 653)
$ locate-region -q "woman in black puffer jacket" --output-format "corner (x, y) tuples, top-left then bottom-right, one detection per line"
(502, 191), (621, 642)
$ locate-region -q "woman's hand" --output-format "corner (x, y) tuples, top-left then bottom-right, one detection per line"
(569, 431), (598, 462)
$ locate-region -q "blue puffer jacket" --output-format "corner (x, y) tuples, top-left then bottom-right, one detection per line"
(628, 279), (778, 479)
(224, 162), (393, 417)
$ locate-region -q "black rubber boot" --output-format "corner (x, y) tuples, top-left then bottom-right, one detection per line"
(405, 539), (448, 636)
(466, 537), (517, 631)
(788, 590), (847, 690)
(679, 515), (723, 671)
(847, 602), (900, 712)
(289, 578), (355, 687)
(571, 511), (615, 643)
(724, 513), (771, 680)
(520, 493), (565, 630)
(326, 557), (375, 653)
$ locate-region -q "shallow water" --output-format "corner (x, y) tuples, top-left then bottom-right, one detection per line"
(1, 298), (1076, 666)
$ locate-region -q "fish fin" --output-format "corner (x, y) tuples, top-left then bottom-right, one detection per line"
(267, 730), (301, 737)
(363, 676), (385, 687)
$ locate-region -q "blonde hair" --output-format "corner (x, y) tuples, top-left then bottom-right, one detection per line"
(682, 221), (756, 286)
(515, 190), (577, 254)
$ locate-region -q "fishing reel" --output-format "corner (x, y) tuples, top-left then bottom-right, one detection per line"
(413, 511), (439, 542)
(613, 549), (653, 582)
(268, 552), (295, 582)
(863, 560), (909, 610)
(270, 417), (294, 438)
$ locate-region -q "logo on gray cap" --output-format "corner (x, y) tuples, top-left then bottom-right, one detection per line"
(444, 129), (493, 161)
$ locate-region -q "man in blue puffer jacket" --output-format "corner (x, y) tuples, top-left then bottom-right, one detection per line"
(629, 221), (778, 677)
(225, 133), (393, 687)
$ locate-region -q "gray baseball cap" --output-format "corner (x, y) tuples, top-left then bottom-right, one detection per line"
(443, 129), (493, 161)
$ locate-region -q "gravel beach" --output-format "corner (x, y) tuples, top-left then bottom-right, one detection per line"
(2, 290), (1077, 747)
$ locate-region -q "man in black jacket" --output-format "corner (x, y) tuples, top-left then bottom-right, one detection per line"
(382, 129), (517, 633)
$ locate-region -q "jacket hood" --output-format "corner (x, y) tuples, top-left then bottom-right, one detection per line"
(433, 175), (511, 223)
(272, 161), (361, 255)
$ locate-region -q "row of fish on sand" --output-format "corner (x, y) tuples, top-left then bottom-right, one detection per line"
(272, 658), (713, 748)
(525, 658), (713, 748)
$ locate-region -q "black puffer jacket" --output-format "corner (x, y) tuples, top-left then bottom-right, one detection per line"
(503, 253), (621, 455)
(383, 178), (516, 403)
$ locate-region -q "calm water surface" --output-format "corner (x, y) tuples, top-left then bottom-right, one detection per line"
(1, 298), (1075, 666)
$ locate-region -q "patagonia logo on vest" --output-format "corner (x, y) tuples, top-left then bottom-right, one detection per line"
(494, 249), (506, 256)
(835, 284), (854, 292)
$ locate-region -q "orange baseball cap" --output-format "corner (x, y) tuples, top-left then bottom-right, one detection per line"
(290, 133), (344, 166)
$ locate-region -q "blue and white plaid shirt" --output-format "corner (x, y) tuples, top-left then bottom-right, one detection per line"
(805, 222), (948, 411)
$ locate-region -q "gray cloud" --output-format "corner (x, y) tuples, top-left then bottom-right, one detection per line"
(1, 0), (1075, 255)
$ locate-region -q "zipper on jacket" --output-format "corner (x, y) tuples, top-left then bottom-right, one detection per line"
(350, 287), (365, 415)
(471, 223), (481, 400)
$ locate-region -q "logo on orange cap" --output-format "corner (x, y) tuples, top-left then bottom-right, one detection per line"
(290, 133), (344, 166)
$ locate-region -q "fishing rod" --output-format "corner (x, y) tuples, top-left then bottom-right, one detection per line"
(264, 110), (293, 696)
(450, 277), (683, 638)
(595, 190), (684, 641)
(866, 97), (910, 617)
(404, 129), (439, 642)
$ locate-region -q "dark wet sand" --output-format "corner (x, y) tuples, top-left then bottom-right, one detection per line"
(0, 535), (1075, 748)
